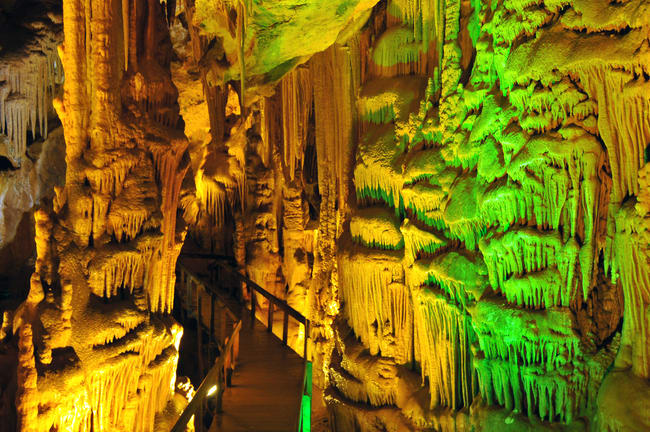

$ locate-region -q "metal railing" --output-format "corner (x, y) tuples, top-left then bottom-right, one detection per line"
(297, 361), (313, 432)
(172, 254), (312, 431)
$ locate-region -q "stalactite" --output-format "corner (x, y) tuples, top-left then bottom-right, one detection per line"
(611, 229), (650, 377)
(400, 218), (447, 264)
(88, 354), (143, 431)
(372, 26), (426, 68)
(194, 175), (229, 226)
(132, 346), (180, 432)
(84, 154), (140, 196)
(412, 289), (475, 409)
(471, 299), (586, 423)
(359, 76), (427, 127)
(578, 67), (650, 203)
(311, 44), (355, 213)
(0, 45), (63, 166)
(148, 139), (190, 313)
(88, 247), (154, 298)
(479, 227), (580, 305)
(388, 0), (444, 51)
(508, 78), (596, 130)
(258, 97), (275, 168)
(122, 0), (130, 69)
(475, 358), (585, 423)
(350, 207), (404, 250)
(310, 43), (357, 385)
(338, 238), (413, 364)
(407, 251), (484, 308)
(354, 124), (404, 209)
(281, 66), (313, 180)
(360, 0), (442, 80)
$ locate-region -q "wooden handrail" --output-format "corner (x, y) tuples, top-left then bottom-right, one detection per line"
(170, 319), (242, 432)
(209, 260), (311, 359)
(178, 264), (239, 322)
(209, 261), (307, 324)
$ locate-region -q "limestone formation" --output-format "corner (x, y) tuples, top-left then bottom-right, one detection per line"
(1, 0), (649, 431)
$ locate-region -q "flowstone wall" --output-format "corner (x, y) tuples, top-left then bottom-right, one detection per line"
(2, 0), (191, 430)
(326, 0), (649, 430)
(175, 1), (649, 430)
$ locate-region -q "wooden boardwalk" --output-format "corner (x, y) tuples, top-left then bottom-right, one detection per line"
(176, 254), (307, 432)
(209, 311), (305, 432)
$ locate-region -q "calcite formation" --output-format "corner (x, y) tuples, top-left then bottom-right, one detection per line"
(1, 0), (190, 430)
(325, 0), (647, 430)
(1, 0), (649, 431)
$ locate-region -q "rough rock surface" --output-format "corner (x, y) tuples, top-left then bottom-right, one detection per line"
(2, 0), (650, 431)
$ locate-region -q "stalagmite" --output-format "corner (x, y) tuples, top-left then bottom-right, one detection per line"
(15, 325), (38, 432)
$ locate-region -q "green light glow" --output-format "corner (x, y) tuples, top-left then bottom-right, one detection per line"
(298, 361), (312, 432)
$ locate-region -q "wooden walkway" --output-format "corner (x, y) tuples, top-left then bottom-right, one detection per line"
(209, 311), (305, 432)
(175, 254), (308, 432)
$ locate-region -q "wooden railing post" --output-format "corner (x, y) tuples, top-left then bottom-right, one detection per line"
(220, 305), (227, 344)
(251, 289), (256, 324)
(233, 326), (240, 369)
(182, 269), (188, 322)
(197, 291), (204, 376)
(303, 320), (310, 360)
(209, 294), (215, 363)
(282, 311), (289, 345)
(197, 400), (202, 431)
(267, 300), (274, 333)
(216, 368), (224, 413)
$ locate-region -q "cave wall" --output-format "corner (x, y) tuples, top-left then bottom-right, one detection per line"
(176, 1), (649, 430)
(326, 0), (649, 430)
(2, 0), (191, 430)
(0, 0), (65, 279)
(1, 0), (649, 430)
